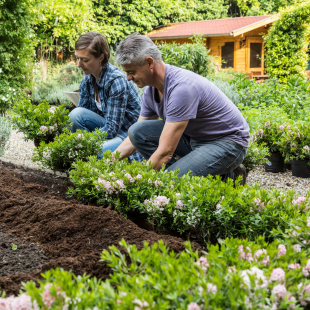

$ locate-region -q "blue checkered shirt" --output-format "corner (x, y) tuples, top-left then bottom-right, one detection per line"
(78, 62), (143, 161)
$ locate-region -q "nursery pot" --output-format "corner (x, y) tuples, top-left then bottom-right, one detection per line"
(291, 159), (310, 178)
(264, 153), (284, 173)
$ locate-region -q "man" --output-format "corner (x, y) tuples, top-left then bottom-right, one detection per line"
(114, 33), (250, 180)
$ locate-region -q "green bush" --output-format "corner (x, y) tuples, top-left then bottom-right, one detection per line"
(67, 151), (307, 242)
(0, 116), (11, 156)
(14, 235), (310, 309)
(277, 123), (310, 162)
(243, 141), (270, 174)
(158, 36), (215, 77)
(209, 78), (240, 105)
(32, 128), (106, 172)
(0, 0), (36, 113)
(32, 63), (83, 107)
(9, 100), (70, 144)
(237, 76), (310, 121)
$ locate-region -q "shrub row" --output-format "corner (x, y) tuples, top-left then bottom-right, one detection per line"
(67, 151), (309, 242)
(3, 229), (310, 309)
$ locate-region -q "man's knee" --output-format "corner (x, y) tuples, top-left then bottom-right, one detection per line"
(128, 121), (146, 145)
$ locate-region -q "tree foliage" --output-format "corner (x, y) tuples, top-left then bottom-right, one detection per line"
(0, 0), (36, 113)
(264, 1), (310, 82)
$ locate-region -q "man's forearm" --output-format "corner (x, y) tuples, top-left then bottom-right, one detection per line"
(114, 136), (137, 160)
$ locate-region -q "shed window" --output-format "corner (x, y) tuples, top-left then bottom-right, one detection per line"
(221, 42), (234, 68)
(250, 43), (262, 68)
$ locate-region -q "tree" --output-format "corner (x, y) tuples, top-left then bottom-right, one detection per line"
(264, 1), (310, 81)
(0, 0), (36, 113)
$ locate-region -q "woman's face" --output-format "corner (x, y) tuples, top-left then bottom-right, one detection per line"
(75, 48), (104, 77)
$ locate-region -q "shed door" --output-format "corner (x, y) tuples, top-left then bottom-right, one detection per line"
(246, 38), (264, 75)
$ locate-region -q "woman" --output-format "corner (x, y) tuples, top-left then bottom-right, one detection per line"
(70, 31), (142, 161)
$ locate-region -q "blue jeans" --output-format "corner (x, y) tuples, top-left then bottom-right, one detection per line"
(69, 107), (123, 156)
(128, 120), (247, 179)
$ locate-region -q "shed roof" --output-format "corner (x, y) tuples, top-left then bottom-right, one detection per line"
(147, 15), (278, 39)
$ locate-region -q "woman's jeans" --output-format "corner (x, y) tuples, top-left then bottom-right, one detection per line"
(69, 107), (123, 155)
(128, 120), (247, 179)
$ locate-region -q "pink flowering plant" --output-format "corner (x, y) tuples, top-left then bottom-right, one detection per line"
(9, 99), (70, 145)
(32, 128), (106, 172)
(5, 236), (310, 309)
(68, 151), (308, 242)
(252, 121), (291, 153)
(278, 123), (310, 162)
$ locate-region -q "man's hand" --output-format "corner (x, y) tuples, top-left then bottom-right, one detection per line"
(147, 120), (189, 170)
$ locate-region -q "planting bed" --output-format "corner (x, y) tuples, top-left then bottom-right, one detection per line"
(0, 160), (195, 296)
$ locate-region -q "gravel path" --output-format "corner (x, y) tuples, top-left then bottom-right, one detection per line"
(2, 130), (310, 197)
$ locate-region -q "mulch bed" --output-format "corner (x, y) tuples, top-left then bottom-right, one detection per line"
(0, 160), (199, 296)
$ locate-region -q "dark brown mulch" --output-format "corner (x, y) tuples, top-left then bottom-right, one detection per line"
(0, 160), (199, 296)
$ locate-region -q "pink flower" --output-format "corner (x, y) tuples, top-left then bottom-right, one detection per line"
(176, 200), (184, 209)
(272, 284), (287, 299)
(48, 106), (56, 114)
(293, 197), (306, 206)
(293, 244), (302, 252)
(206, 283), (217, 294)
(43, 285), (55, 307)
(307, 217), (310, 227)
(259, 129), (264, 136)
(136, 174), (142, 179)
(254, 249), (267, 260)
(116, 180), (126, 191)
(277, 244), (286, 257)
(279, 125), (284, 131)
(228, 266), (237, 273)
(240, 267), (268, 289)
(265, 121), (270, 127)
(154, 180), (162, 187)
(34, 109), (37, 112)
(0, 294), (36, 310)
(125, 173), (135, 183)
(304, 145), (310, 152)
(187, 302), (201, 310)
(195, 257), (209, 273)
(270, 268), (285, 282)
(302, 259), (310, 277)
(216, 203), (222, 210)
(40, 125), (48, 132)
(288, 263), (300, 270)
(170, 185), (174, 189)
(133, 299), (150, 310)
(77, 133), (83, 139)
(287, 125), (290, 129)
(291, 143), (297, 148)
(260, 255), (270, 266)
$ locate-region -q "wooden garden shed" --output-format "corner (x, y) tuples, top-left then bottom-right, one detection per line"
(147, 15), (279, 76)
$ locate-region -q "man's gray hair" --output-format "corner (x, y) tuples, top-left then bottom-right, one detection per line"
(115, 33), (162, 66)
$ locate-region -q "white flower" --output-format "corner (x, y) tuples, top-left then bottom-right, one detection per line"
(0, 68), (2, 73)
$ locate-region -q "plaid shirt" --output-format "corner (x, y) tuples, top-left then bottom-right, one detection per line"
(78, 63), (143, 161)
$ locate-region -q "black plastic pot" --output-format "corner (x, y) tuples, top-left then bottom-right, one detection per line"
(291, 159), (310, 178)
(264, 153), (285, 173)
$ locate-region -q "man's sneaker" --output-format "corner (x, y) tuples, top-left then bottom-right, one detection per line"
(233, 164), (247, 185)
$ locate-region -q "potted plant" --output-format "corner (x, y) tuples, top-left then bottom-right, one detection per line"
(278, 124), (310, 178)
(252, 121), (288, 173)
(9, 99), (70, 147)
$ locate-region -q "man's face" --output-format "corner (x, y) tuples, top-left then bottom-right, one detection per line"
(122, 62), (152, 88)
(75, 49), (103, 76)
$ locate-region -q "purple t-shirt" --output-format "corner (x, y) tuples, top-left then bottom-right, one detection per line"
(140, 64), (250, 147)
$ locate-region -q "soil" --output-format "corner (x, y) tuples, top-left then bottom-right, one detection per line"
(0, 160), (200, 296)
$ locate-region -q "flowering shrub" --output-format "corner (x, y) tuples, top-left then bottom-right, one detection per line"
(10, 237), (310, 309)
(32, 129), (106, 172)
(278, 123), (310, 162)
(68, 151), (308, 241)
(252, 121), (291, 153)
(9, 100), (70, 145)
(243, 141), (270, 174)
